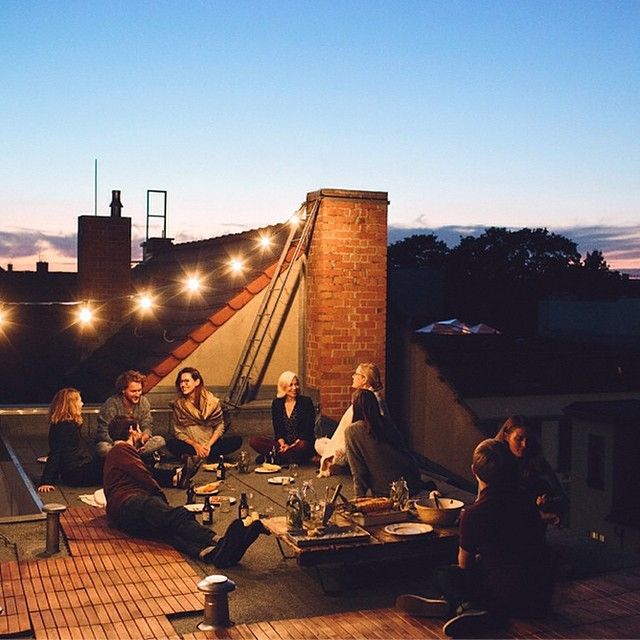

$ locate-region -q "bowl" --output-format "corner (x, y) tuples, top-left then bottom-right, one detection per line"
(413, 497), (464, 526)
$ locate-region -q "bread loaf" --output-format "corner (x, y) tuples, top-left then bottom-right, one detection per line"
(353, 497), (393, 513)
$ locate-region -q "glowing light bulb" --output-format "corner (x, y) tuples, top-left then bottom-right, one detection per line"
(289, 214), (300, 226)
(229, 258), (244, 273)
(259, 235), (272, 248)
(137, 295), (153, 311)
(78, 307), (93, 324)
(185, 276), (201, 293)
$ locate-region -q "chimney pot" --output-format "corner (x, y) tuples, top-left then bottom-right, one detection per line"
(7, 263), (13, 272)
(36, 261), (49, 274)
(110, 190), (123, 218)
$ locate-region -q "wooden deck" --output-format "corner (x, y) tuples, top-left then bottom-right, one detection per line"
(1, 507), (640, 639)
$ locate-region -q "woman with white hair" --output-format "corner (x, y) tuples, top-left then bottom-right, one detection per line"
(249, 371), (315, 464)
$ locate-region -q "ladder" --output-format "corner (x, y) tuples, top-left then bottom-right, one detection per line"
(224, 199), (320, 407)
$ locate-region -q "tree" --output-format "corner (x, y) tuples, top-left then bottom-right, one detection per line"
(388, 233), (449, 269)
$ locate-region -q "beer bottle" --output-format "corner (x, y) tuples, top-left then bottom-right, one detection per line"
(216, 455), (226, 481)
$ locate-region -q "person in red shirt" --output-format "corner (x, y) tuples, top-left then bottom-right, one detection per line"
(103, 415), (268, 567)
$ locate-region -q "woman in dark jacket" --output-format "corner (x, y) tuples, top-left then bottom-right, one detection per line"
(249, 371), (315, 464)
(38, 388), (103, 492)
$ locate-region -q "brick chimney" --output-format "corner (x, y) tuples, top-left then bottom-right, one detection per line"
(77, 190), (132, 327)
(304, 189), (388, 420)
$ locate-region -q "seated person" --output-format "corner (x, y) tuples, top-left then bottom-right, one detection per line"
(38, 388), (103, 493)
(103, 415), (268, 567)
(96, 370), (166, 462)
(496, 415), (568, 526)
(345, 388), (422, 497)
(315, 362), (390, 477)
(167, 367), (242, 462)
(396, 438), (555, 638)
(249, 371), (315, 464)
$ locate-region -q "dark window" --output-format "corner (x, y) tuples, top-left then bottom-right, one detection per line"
(587, 434), (605, 490)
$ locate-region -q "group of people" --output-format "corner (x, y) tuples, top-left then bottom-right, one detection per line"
(36, 361), (566, 634)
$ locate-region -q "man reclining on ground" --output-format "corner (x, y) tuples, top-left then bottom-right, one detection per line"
(103, 415), (268, 567)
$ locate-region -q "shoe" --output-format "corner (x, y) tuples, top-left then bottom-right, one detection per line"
(208, 520), (250, 568)
(396, 595), (449, 618)
(442, 609), (491, 638)
(243, 519), (271, 546)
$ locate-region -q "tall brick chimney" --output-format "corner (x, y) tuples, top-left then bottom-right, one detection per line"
(77, 190), (132, 327)
(304, 189), (388, 420)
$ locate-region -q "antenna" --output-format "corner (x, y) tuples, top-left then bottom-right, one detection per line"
(94, 159), (98, 215)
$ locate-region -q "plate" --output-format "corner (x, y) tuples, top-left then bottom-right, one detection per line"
(267, 476), (295, 485)
(384, 522), (434, 536)
(184, 503), (204, 512)
(202, 462), (238, 471)
(255, 464), (281, 474)
(210, 495), (237, 506)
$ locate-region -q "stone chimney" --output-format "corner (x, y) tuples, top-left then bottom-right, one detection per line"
(36, 261), (48, 274)
(77, 190), (132, 328)
(304, 189), (388, 420)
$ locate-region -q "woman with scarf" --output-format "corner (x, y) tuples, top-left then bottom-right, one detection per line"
(167, 367), (242, 462)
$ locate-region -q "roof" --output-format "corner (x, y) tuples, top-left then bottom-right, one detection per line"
(413, 333), (640, 399)
(63, 222), (294, 402)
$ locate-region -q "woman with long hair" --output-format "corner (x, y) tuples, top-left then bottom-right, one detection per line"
(345, 388), (421, 497)
(167, 367), (242, 462)
(315, 362), (390, 477)
(37, 388), (103, 492)
(249, 370), (315, 464)
(495, 415), (567, 525)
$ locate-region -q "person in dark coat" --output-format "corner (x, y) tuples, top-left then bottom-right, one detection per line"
(249, 371), (315, 464)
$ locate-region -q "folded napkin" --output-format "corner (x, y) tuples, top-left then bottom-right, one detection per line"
(79, 488), (107, 508)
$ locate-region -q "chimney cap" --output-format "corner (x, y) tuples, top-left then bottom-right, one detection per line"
(110, 190), (123, 217)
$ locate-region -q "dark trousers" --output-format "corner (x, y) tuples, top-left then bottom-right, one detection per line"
(115, 495), (214, 559)
(61, 458), (104, 487)
(166, 436), (243, 462)
(249, 436), (314, 463)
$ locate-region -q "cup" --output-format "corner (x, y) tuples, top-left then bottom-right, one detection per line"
(220, 497), (231, 513)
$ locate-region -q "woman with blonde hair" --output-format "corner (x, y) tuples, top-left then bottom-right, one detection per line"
(315, 362), (390, 477)
(249, 371), (315, 464)
(38, 388), (103, 493)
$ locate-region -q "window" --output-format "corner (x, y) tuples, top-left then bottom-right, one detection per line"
(587, 434), (605, 490)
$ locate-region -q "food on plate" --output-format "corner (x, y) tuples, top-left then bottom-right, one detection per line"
(195, 481), (222, 494)
(353, 497), (393, 513)
(258, 462), (281, 472)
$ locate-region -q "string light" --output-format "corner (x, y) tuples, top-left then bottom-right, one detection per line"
(136, 293), (154, 312)
(288, 213), (300, 226)
(258, 234), (272, 249)
(229, 258), (244, 273)
(185, 275), (201, 293)
(77, 306), (93, 325)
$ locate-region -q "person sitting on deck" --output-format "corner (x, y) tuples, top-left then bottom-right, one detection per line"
(103, 415), (268, 567)
(315, 362), (390, 477)
(96, 370), (166, 463)
(249, 370), (316, 464)
(38, 388), (103, 493)
(166, 367), (242, 462)
(396, 438), (555, 638)
(344, 388), (422, 498)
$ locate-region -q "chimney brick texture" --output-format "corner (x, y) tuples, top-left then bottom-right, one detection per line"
(304, 189), (388, 420)
(77, 215), (132, 304)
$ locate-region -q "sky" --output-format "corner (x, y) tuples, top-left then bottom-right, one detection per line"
(1, 0), (639, 273)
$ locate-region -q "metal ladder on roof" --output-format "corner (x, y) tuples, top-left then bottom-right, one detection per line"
(224, 199), (320, 407)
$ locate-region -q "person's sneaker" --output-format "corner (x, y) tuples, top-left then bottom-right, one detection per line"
(396, 594), (449, 617)
(243, 519), (271, 546)
(442, 609), (491, 638)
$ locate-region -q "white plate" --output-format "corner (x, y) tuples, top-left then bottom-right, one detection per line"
(210, 495), (237, 506)
(184, 503), (204, 512)
(267, 476), (295, 485)
(384, 522), (434, 536)
(255, 465), (281, 474)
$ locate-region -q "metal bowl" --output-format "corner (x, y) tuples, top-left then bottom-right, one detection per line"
(413, 497), (464, 527)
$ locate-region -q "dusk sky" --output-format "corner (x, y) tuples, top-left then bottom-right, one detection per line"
(1, 1), (638, 273)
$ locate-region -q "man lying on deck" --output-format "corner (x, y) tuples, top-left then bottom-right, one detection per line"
(103, 415), (269, 567)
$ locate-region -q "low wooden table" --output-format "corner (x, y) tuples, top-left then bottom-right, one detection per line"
(262, 514), (458, 592)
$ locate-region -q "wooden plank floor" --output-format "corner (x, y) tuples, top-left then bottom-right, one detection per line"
(2, 507), (640, 639)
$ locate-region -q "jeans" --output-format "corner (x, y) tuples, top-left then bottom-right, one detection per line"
(115, 495), (215, 558)
(166, 436), (243, 462)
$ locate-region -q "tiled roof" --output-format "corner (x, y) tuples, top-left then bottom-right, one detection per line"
(414, 333), (640, 398)
(64, 223), (293, 401)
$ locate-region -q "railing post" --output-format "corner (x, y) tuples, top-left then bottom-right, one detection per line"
(42, 503), (66, 555)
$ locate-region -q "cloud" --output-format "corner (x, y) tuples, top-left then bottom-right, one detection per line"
(0, 229), (76, 259)
(388, 223), (640, 274)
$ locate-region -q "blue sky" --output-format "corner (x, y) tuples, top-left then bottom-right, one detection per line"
(1, 1), (638, 272)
